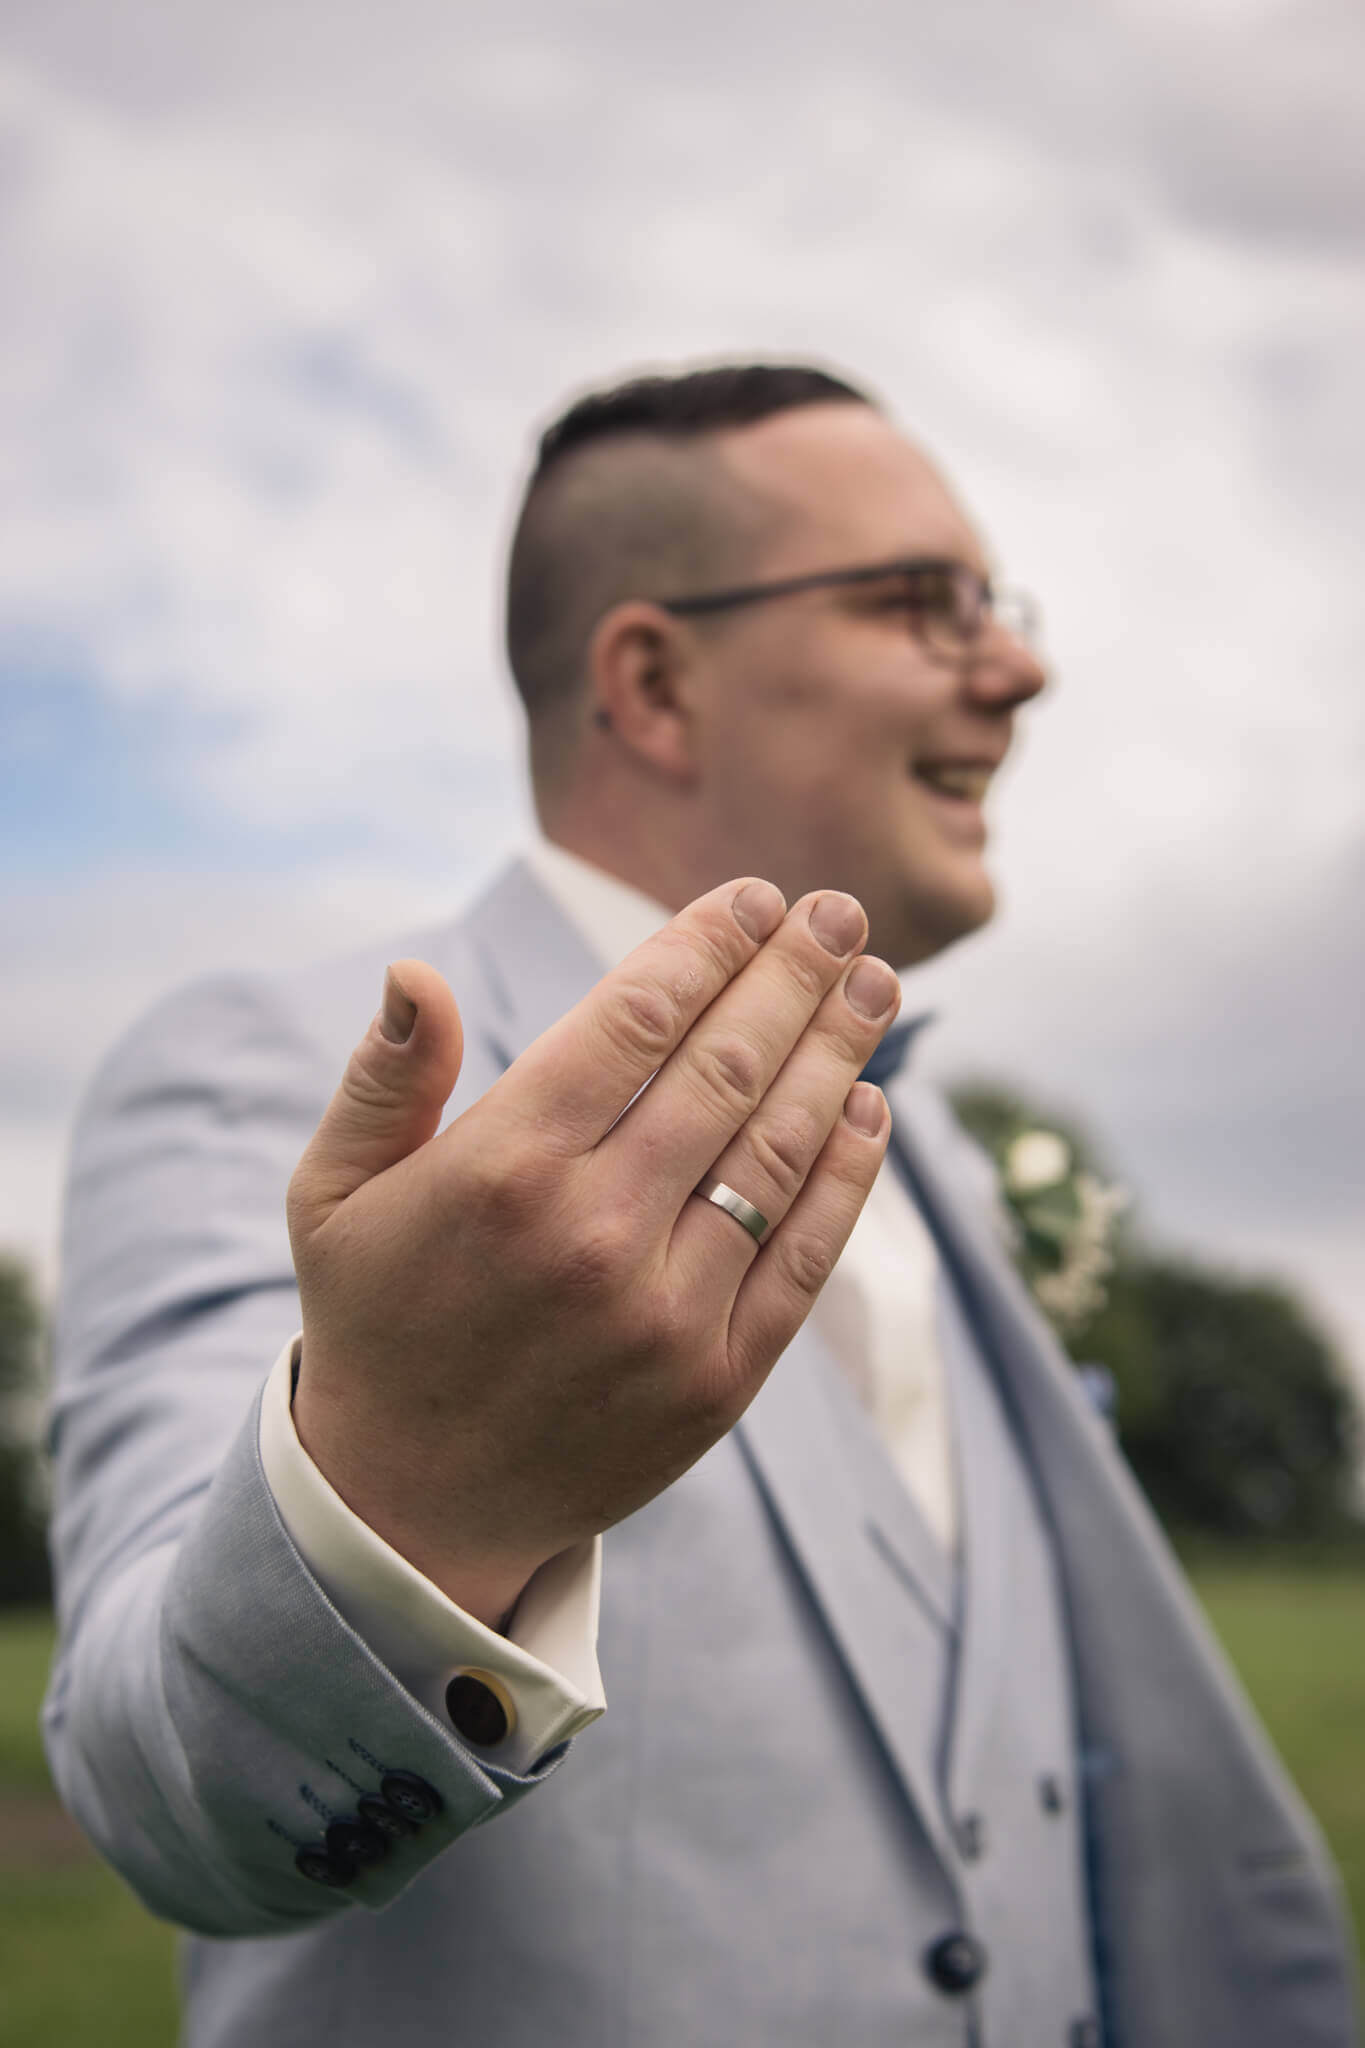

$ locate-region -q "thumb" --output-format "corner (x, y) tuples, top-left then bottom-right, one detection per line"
(288, 959), (465, 1240)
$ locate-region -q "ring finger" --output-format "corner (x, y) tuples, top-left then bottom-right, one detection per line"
(669, 951), (901, 1285)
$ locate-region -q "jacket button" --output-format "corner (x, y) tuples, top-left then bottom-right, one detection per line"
(295, 1843), (356, 1887)
(358, 1792), (416, 1841)
(924, 1931), (987, 1994)
(446, 1670), (514, 1748)
(1069, 2020), (1102, 2048)
(1039, 1773), (1066, 1815)
(379, 1770), (443, 1825)
(326, 1817), (388, 1868)
(955, 1812), (986, 1860)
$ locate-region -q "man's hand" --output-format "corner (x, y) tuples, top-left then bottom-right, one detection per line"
(287, 879), (899, 1627)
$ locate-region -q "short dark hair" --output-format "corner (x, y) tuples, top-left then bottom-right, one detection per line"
(530, 362), (872, 488)
(505, 361), (876, 742)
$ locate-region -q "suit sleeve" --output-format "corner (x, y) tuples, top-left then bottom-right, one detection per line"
(260, 1335), (605, 1772)
(41, 973), (575, 1936)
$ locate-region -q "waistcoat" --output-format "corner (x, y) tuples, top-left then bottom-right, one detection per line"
(825, 1124), (1100, 2043)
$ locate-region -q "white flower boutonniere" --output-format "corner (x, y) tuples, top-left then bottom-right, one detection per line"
(998, 1126), (1129, 1335)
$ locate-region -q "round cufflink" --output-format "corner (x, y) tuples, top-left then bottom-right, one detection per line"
(445, 1668), (517, 1748)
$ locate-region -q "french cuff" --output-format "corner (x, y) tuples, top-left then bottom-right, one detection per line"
(258, 1336), (605, 1775)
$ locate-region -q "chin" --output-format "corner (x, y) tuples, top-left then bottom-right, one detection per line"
(883, 868), (996, 969)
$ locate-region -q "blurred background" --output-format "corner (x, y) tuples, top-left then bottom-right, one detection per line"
(1, 1), (1361, 2038)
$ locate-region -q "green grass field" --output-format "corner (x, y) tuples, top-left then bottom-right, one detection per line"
(3, 1570), (1362, 2045)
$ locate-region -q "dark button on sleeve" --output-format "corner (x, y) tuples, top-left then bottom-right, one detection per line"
(925, 1931), (988, 1995)
(295, 1843), (357, 1888)
(379, 1770), (443, 1825)
(326, 1817), (389, 1869)
(358, 1792), (417, 1841)
(446, 1670), (513, 1748)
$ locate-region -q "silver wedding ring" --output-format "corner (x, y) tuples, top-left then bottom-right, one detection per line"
(693, 1174), (771, 1247)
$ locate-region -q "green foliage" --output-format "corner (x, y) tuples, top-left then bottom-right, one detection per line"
(0, 1251), (42, 1395)
(0, 1611), (179, 2044)
(950, 1083), (1113, 1188)
(0, 1253), (52, 1606)
(1075, 1258), (1358, 1538)
(951, 1082), (1132, 1332)
(1190, 1566), (1365, 1942)
(950, 1083), (1361, 1542)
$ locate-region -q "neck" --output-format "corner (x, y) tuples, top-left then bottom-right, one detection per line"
(536, 778), (727, 916)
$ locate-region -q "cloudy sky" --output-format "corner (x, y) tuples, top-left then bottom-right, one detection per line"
(2, 0), (1362, 1397)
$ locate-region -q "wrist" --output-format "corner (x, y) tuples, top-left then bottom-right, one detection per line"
(290, 1350), (548, 1631)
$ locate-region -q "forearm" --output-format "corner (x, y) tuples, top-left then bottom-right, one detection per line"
(47, 1378), (566, 1935)
(43, 973), (568, 1932)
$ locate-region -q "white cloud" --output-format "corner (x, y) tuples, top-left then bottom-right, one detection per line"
(0, 849), (514, 1288)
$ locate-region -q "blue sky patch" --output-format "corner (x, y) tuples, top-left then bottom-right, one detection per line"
(1, 663), (344, 879)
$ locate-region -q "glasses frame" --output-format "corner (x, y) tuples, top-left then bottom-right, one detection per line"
(652, 555), (1038, 660)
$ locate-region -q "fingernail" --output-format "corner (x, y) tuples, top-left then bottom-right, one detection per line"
(844, 1082), (886, 1136)
(809, 892), (865, 956)
(845, 956), (899, 1020)
(732, 879), (786, 943)
(379, 966), (417, 1044)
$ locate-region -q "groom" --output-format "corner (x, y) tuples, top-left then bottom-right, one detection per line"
(46, 362), (1356, 2045)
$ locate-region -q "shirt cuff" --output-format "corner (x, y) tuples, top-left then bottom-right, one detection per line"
(258, 1337), (606, 1774)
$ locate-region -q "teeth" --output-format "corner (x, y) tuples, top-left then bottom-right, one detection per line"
(918, 764), (992, 801)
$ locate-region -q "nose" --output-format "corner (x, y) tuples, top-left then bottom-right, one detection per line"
(962, 621), (1048, 709)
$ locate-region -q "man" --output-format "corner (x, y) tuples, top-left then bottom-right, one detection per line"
(46, 364), (1355, 2045)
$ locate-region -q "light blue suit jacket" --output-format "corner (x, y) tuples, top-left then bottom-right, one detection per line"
(44, 859), (1357, 2045)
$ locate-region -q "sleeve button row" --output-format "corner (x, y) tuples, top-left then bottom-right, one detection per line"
(379, 1769), (444, 1823)
(295, 1844), (356, 1888)
(357, 1792), (416, 1840)
(325, 1818), (388, 1868)
(294, 1771), (443, 1887)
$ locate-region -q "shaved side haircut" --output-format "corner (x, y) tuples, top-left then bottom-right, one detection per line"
(505, 363), (876, 772)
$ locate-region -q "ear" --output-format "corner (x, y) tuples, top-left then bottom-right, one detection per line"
(586, 601), (703, 782)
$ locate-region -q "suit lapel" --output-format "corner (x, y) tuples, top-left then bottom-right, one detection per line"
(737, 1324), (961, 1874)
(451, 857), (610, 1078)
(929, 1264), (1014, 1816)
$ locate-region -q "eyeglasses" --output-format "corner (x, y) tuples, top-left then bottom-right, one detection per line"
(654, 556), (1039, 665)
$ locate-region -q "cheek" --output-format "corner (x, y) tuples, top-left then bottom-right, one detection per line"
(713, 644), (924, 812)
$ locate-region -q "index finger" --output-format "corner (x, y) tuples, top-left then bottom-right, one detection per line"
(502, 877), (787, 1152)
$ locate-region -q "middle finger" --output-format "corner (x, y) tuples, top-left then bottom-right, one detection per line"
(672, 949), (901, 1279)
(596, 890), (873, 1221)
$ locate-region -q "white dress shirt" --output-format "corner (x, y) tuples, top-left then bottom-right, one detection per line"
(260, 841), (957, 1767)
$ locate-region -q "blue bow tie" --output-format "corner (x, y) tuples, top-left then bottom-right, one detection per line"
(859, 1012), (934, 1090)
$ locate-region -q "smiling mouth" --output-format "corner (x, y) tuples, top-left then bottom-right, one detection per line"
(914, 762), (995, 803)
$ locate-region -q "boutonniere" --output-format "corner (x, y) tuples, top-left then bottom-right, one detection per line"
(997, 1125), (1129, 1335)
